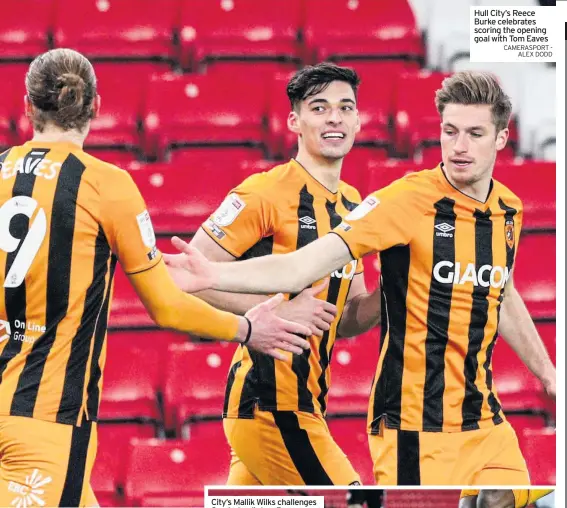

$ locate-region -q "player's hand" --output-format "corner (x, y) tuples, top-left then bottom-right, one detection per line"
(275, 280), (338, 337)
(163, 236), (216, 293)
(244, 293), (312, 361)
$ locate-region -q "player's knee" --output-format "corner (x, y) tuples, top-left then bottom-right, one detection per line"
(477, 490), (515, 508)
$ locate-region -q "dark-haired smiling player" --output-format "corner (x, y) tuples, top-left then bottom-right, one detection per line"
(166, 63), (382, 485)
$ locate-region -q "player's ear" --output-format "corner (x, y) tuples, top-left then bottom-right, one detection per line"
(24, 95), (34, 118)
(91, 94), (101, 120)
(495, 127), (509, 151)
(287, 110), (301, 135)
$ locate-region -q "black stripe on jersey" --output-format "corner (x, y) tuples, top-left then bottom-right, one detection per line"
(57, 226), (111, 424)
(223, 360), (241, 416)
(11, 153), (86, 416)
(422, 198), (456, 431)
(485, 199), (518, 423)
(370, 245), (411, 432)
(341, 194), (360, 212)
(59, 419), (92, 506)
(0, 148), (45, 384)
(272, 411), (334, 485)
(316, 200), (344, 414)
(397, 430), (421, 485)
(291, 185), (317, 413)
(462, 209), (493, 430)
(86, 255), (117, 420)
(238, 236), (274, 413)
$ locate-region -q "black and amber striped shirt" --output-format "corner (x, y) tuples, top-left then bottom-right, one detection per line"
(333, 165), (523, 433)
(202, 159), (363, 417)
(0, 141), (161, 426)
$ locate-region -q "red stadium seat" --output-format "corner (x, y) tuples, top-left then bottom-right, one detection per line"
(362, 255), (381, 294)
(84, 69), (146, 152)
(54, 0), (178, 63)
(179, 0), (302, 70)
(506, 414), (549, 435)
(513, 234), (555, 320)
(394, 71), (449, 155)
(106, 329), (190, 365)
(366, 160), (416, 191)
(341, 147), (389, 194)
(86, 150), (140, 167)
(99, 341), (162, 422)
(123, 438), (230, 507)
(167, 147), (267, 167)
(492, 339), (548, 415)
(495, 161), (556, 231)
(352, 70), (397, 148)
(536, 322), (556, 364)
(386, 491), (461, 508)
(327, 331), (380, 415)
(92, 423), (156, 506)
(266, 71), (297, 158)
(326, 417), (374, 484)
(0, 1), (53, 61)
(143, 73), (267, 159)
(518, 427), (556, 485)
(163, 343), (236, 432)
(128, 163), (242, 233)
(304, 0), (424, 65)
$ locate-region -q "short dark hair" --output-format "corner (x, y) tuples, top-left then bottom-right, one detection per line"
(287, 63), (360, 111)
(435, 71), (512, 132)
(26, 48), (97, 132)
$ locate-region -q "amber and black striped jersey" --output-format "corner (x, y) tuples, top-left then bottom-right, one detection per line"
(202, 159), (363, 417)
(0, 141), (161, 426)
(333, 164), (523, 433)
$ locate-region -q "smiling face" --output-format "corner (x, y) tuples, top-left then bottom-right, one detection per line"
(440, 103), (509, 187)
(287, 80), (361, 162)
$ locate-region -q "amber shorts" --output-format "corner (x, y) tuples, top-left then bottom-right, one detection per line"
(224, 409), (361, 486)
(0, 415), (98, 507)
(369, 420), (529, 485)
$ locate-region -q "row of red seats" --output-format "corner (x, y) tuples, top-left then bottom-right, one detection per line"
(0, 68), (520, 160)
(2, 0), (423, 70)
(111, 158), (555, 241)
(91, 418), (555, 506)
(101, 324), (556, 435)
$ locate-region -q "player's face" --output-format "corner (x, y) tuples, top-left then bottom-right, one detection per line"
(440, 104), (508, 187)
(289, 80), (360, 161)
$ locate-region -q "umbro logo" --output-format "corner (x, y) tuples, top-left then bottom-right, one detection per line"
(299, 216), (317, 230)
(435, 223), (455, 238)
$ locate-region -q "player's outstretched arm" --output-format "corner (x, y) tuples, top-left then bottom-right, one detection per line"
(165, 230), (338, 337)
(129, 261), (311, 361)
(499, 273), (556, 399)
(166, 233), (354, 295)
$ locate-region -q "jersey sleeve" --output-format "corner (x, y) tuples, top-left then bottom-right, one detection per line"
(100, 169), (162, 275)
(332, 179), (422, 259)
(201, 176), (275, 258)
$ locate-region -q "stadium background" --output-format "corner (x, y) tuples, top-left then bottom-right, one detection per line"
(0, 0), (556, 506)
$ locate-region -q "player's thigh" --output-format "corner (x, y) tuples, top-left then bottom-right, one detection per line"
(0, 416), (97, 508)
(225, 411), (360, 485)
(473, 423), (530, 485)
(477, 490), (515, 508)
(368, 424), (399, 485)
(225, 446), (262, 486)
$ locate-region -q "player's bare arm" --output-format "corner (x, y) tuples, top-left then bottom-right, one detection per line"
(499, 272), (556, 398)
(164, 229), (338, 337)
(166, 233), (354, 295)
(337, 273), (381, 338)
